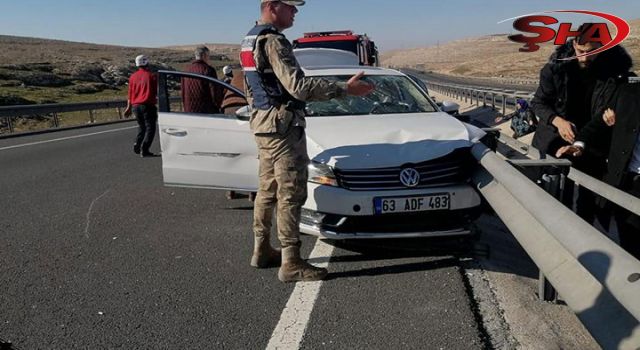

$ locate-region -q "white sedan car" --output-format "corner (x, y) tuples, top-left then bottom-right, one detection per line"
(157, 66), (484, 239)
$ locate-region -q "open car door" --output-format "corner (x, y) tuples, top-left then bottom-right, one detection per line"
(157, 70), (257, 191)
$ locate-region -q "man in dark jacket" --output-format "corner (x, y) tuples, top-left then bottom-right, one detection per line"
(557, 78), (640, 259)
(531, 24), (634, 222)
(181, 45), (223, 114)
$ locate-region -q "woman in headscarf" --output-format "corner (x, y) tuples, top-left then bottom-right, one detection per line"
(495, 98), (538, 138)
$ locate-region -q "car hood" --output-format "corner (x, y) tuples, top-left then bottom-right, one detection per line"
(305, 112), (485, 169)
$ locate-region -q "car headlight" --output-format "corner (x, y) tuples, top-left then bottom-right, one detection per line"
(308, 162), (338, 187)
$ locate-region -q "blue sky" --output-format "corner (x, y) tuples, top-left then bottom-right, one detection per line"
(0, 0), (638, 51)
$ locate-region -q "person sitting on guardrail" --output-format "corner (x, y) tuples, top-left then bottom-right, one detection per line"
(124, 55), (159, 158)
(494, 98), (537, 138)
(531, 23), (634, 224)
(556, 76), (640, 259)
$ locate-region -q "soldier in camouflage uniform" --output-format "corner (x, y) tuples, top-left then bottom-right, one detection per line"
(241, 0), (374, 282)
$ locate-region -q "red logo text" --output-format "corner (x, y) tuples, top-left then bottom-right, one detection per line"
(503, 10), (630, 60)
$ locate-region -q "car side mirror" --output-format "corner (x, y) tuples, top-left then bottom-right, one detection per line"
(441, 101), (460, 114)
(235, 105), (251, 120)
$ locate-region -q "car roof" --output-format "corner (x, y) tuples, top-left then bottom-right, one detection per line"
(302, 66), (405, 77)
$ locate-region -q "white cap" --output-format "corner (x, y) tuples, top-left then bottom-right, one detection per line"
(135, 55), (149, 67)
(223, 65), (233, 76)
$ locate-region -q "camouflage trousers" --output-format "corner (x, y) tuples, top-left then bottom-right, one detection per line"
(253, 127), (309, 248)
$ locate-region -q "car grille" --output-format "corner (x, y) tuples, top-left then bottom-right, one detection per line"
(334, 147), (475, 191)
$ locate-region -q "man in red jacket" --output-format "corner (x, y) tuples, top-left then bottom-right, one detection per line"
(181, 45), (223, 114)
(124, 55), (158, 157)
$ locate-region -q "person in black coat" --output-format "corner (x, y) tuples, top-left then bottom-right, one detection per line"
(531, 27), (634, 222)
(557, 78), (640, 259)
(531, 33), (632, 156)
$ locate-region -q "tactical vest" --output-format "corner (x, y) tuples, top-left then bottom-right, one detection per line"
(240, 24), (304, 111)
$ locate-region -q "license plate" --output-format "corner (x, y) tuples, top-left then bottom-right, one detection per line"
(374, 194), (451, 215)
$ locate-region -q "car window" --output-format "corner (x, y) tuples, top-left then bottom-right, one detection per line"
(294, 41), (359, 55)
(305, 75), (438, 117)
(158, 71), (247, 118)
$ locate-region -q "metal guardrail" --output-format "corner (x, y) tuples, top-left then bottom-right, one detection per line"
(495, 132), (640, 218)
(426, 78), (640, 217)
(0, 71), (239, 136)
(473, 143), (640, 350)
(0, 97), (186, 137)
(0, 100), (130, 135)
(398, 68), (539, 87)
(427, 80), (534, 116)
(431, 77), (640, 347)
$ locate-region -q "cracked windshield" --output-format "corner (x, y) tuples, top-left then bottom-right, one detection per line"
(306, 75), (437, 116)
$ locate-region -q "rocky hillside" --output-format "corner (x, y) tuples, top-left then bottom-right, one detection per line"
(164, 43), (240, 58)
(0, 35), (237, 106)
(382, 19), (640, 79)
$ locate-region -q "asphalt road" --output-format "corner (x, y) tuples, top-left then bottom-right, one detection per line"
(0, 123), (486, 349)
(403, 69), (538, 93)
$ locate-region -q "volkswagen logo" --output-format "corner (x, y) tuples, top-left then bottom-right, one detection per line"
(399, 168), (421, 188)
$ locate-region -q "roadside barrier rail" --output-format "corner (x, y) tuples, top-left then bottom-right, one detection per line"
(0, 100), (131, 135)
(427, 80), (534, 116)
(398, 68), (539, 88)
(430, 76), (640, 348)
(495, 131), (640, 218)
(0, 97), (184, 137)
(473, 143), (640, 350)
(427, 78), (640, 217)
(0, 72), (238, 137)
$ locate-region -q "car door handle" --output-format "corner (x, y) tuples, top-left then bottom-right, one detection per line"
(163, 128), (188, 137)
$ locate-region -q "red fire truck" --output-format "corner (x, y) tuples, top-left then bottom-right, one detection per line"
(293, 30), (379, 66)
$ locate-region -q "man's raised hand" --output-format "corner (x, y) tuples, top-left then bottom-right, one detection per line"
(346, 71), (374, 96)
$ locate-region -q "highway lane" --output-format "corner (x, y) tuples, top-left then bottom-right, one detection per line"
(403, 69), (538, 93)
(0, 124), (485, 349)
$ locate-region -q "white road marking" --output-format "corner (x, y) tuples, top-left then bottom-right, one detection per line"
(0, 126), (137, 151)
(266, 239), (335, 350)
(84, 189), (111, 238)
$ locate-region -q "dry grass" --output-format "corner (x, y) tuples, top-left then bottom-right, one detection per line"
(0, 35), (239, 107)
(164, 43), (240, 58)
(382, 19), (640, 79)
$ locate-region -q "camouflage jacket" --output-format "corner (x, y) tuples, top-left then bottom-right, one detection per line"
(247, 29), (347, 135)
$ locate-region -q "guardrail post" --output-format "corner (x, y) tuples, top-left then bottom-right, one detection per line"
(538, 168), (563, 302)
(88, 110), (95, 124)
(483, 92), (487, 107)
(6, 116), (14, 133)
(502, 95), (507, 115)
(52, 112), (60, 128)
(538, 271), (557, 302)
(492, 94), (496, 110)
(117, 107), (123, 120)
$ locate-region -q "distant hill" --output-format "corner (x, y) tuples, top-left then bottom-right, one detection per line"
(382, 19), (640, 79)
(164, 43), (240, 60)
(0, 35), (238, 105)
